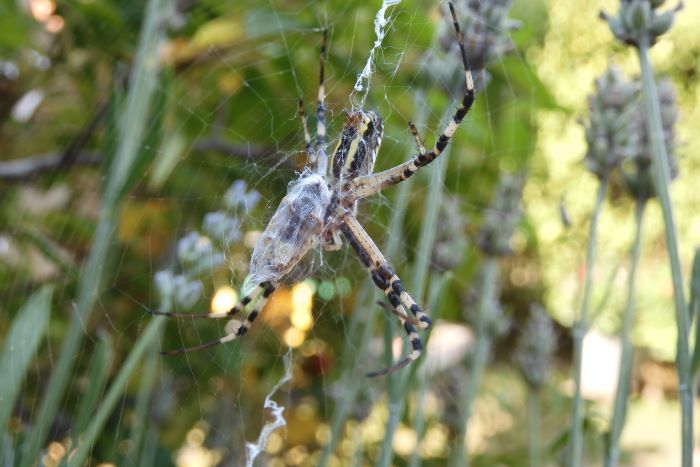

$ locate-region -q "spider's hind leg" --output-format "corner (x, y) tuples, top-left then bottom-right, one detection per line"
(152, 282), (267, 320)
(159, 282), (276, 355)
(339, 215), (434, 376)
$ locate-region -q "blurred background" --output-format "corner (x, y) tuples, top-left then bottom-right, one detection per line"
(1, 0), (700, 466)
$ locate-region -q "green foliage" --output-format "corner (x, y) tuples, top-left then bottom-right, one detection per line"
(1, 0), (698, 465)
(0, 285), (52, 462)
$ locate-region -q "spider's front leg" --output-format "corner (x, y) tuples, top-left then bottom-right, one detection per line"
(346, 2), (475, 201)
(339, 215), (433, 377)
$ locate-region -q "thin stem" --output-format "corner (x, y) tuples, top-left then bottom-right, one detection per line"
(449, 257), (499, 467)
(527, 388), (542, 467)
(637, 39), (692, 467)
(605, 200), (646, 467)
(567, 178), (607, 467)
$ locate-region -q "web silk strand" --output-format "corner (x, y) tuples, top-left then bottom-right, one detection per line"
(350, 0), (402, 110)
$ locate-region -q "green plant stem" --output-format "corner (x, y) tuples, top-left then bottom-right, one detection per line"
(450, 256), (499, 467)
(376, 138), (449, 467)
(605, 200), (646, 467)
(690, 247), (700, 380)
(567, 178), (607, 467)
(527, 387), (542, 467)
(637, 38), (692, 467)
(18, 0), (165, 463)
(67, 317), (165, 467)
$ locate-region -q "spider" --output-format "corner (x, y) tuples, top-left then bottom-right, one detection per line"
(156, 2), (475, 377)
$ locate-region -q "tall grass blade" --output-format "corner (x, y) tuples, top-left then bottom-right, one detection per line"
(66, 317), (165, 467)
(125, 343), (159, 463)
(0, 285), (53, 460)
(19, 0), (168, 463)
(70, 333), (114, 446)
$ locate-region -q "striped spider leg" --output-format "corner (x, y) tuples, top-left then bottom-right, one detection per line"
(155, 282), (275, 355)
(346, 2), (475, 202)
(340, 214), (432, 377)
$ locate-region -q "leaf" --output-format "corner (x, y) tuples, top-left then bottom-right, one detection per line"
(66, 318), (165, 467)
(71, 333), (114, 440)
(0, 286), (53, 456)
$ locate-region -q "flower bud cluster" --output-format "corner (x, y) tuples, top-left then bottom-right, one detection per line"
(514, 304), (557, 389)
(154, 180), (261, 311)
(477, 174), (524, 257)
(584, 66), (641, 180)
(584, 66), (678, 198)
(623, 77), (678, 199)
(600, 0), (683, 48)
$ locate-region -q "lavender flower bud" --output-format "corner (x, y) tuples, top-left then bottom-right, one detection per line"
(623, 77), (678, 200)
(172, 274), (203, 309)
(584, 66), (641, 180)
(204, 211), (242, 243)
(514, 304), (557, 389)
(224, 180), (261, 212)
(601, 0), (682, 47)
(477, 174), (524, 257)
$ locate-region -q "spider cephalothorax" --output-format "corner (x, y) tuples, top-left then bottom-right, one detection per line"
(157, 3), (475, 377)
(332, 110), (383, 181)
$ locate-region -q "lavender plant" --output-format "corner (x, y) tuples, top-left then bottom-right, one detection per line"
(604, 67), (679, 467)
(568, 64), (640, 467)
(599, 2), (691, 466)
(154, 180), (260, 313)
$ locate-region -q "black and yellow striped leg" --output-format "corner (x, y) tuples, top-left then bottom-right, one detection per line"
(347, 2), (475, 201)
(366, 320), (423, 378)
(339, 215), (432, 376)
(160, 282), (275, 355)
(152, 283), (267, 320)
(315, 29), (329, 176)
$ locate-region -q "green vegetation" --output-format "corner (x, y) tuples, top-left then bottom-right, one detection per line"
(1, 0), (698, 466)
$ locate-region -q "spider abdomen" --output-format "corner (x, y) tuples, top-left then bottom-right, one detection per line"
(249, 173), (331, 286)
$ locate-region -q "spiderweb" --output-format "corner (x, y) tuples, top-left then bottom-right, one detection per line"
(10, 0), (698, 465)
(0, 0), (534, 464)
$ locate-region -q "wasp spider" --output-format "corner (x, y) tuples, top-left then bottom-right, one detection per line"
(156, 2), (475, 377)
